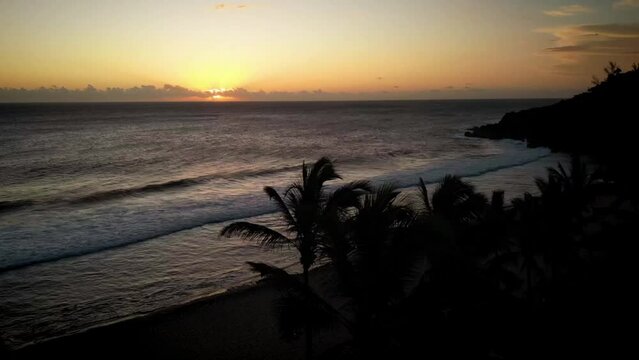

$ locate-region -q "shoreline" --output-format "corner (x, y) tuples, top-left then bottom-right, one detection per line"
(6, 260), (297, 351)
(9, 264), (349, 360)
(9, 283), (235, 351)
(3, 260), (288, 351)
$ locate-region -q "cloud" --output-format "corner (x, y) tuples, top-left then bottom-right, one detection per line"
(538, 23), (639, 76)
(544, 45), (590, 53)
(206, 86), (571, 101)
(0, 84), (213, 102)
(0, 84), (560, 102)
(613, 0), (639, 9)
(540, 23), (639, 55)
(0, 76), (586, 100)
(543, 4), (593, 17)
(214, 3), (248, 10)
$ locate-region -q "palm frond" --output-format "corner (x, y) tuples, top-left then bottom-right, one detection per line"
(325, 180), (371, 211)
(432, 175), (486, 222)
(432, 175), (473, 207)
(535, 177), (549, 194)
(284, 181), (304, 199)
(306, 158), (341, 199)
(310, 157), (340, 182)
(302, 161), (308, 185)
(418, 177), (432, 214)
(264, 186), (296, 229)
(220, 222), (295, 249)
(390, 203), (417, 227)
(547, 168), (562, 183)
(368, 182), (401, 211)
(557, 162), (569, 180)
(246, 261), (304, 290)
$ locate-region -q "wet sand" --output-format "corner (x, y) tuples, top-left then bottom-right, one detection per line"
(11, 268), (351, 360)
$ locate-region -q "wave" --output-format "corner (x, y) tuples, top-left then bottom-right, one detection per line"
(1, 156), (385, 213)
(0, 205), (278, 273)
(389, 147), (552, 189)
(0, 164), (303, 213)
(69, 178), (203, 204)
(0, 200), (34, 213)
(0, 147), (552, 273)
(71, 164), (305, 204)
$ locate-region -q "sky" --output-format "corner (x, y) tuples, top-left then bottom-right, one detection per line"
(0, 0), (638, 101)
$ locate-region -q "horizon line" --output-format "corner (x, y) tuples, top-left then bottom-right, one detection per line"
(0, 97), (565, 105)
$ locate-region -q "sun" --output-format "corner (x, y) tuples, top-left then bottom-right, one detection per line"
(207, 88), (234, 101)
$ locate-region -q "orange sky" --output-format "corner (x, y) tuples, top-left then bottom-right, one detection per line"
(1, 1), (638, 101)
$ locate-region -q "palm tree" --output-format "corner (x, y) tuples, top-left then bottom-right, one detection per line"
(427, 175), (488, 225)
(473, 190), (521, 294)
(534, 156), (598, 291)
(415, 176), (492, 316)
(351, 183), (414, 307)
(315, 179), (372, 281)
(416, 175), (488, 268)
(339, 183), (415, 355)
(220, 157), (366, 359)
(537, 156), (597, 208)
(511, 193), (544, 306)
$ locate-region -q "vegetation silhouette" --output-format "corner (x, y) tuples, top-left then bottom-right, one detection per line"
(220, 62), (638, 358)
(222, 154), (636, 359)
(220, 157), (369, 360)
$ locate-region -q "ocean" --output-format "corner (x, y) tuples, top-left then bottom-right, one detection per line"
(0, 100), (567, 349)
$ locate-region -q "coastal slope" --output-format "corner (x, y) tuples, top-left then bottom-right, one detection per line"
(466, 64), (639, 159)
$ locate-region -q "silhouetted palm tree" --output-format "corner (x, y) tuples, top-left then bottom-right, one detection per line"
(425, 175), (488, 225)
(472, 190), (521, 294)
(511, 193), (544, 305)
(316, 180), (372, 293)
(416, 176), (488, 270)
(336, 183), (415, 355)
(537, 156), (597, 211)
(351, 183), (414, 304)
(220, 157), (366, 359)
(534, 156), (599, 293)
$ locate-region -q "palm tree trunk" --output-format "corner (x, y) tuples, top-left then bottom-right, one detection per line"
(526, 260), (533, 306)
(303, 265), (312, 360)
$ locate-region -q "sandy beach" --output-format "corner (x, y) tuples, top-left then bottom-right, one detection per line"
(10, 267), (351, 360)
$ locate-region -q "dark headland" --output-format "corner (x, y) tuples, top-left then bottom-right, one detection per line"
(466, 63), (638, 162)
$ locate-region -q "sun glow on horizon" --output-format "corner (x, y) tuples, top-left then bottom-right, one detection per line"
(208, 88), (230, 93)
(1, 1), (639, 101)
(207, 88), (235, 101)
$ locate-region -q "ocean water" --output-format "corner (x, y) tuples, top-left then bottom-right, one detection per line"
(0, 100), (568, 349)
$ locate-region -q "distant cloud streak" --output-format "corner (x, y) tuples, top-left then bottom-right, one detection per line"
(541, 23), (639, 55)
(539, 23), (639, 76)
(613, 0), (639, 9)
(214, 3), (248, 11)
(543, 4), (593, 17)
(0, 84), (574, 102)
(0, 84), (212, 102)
